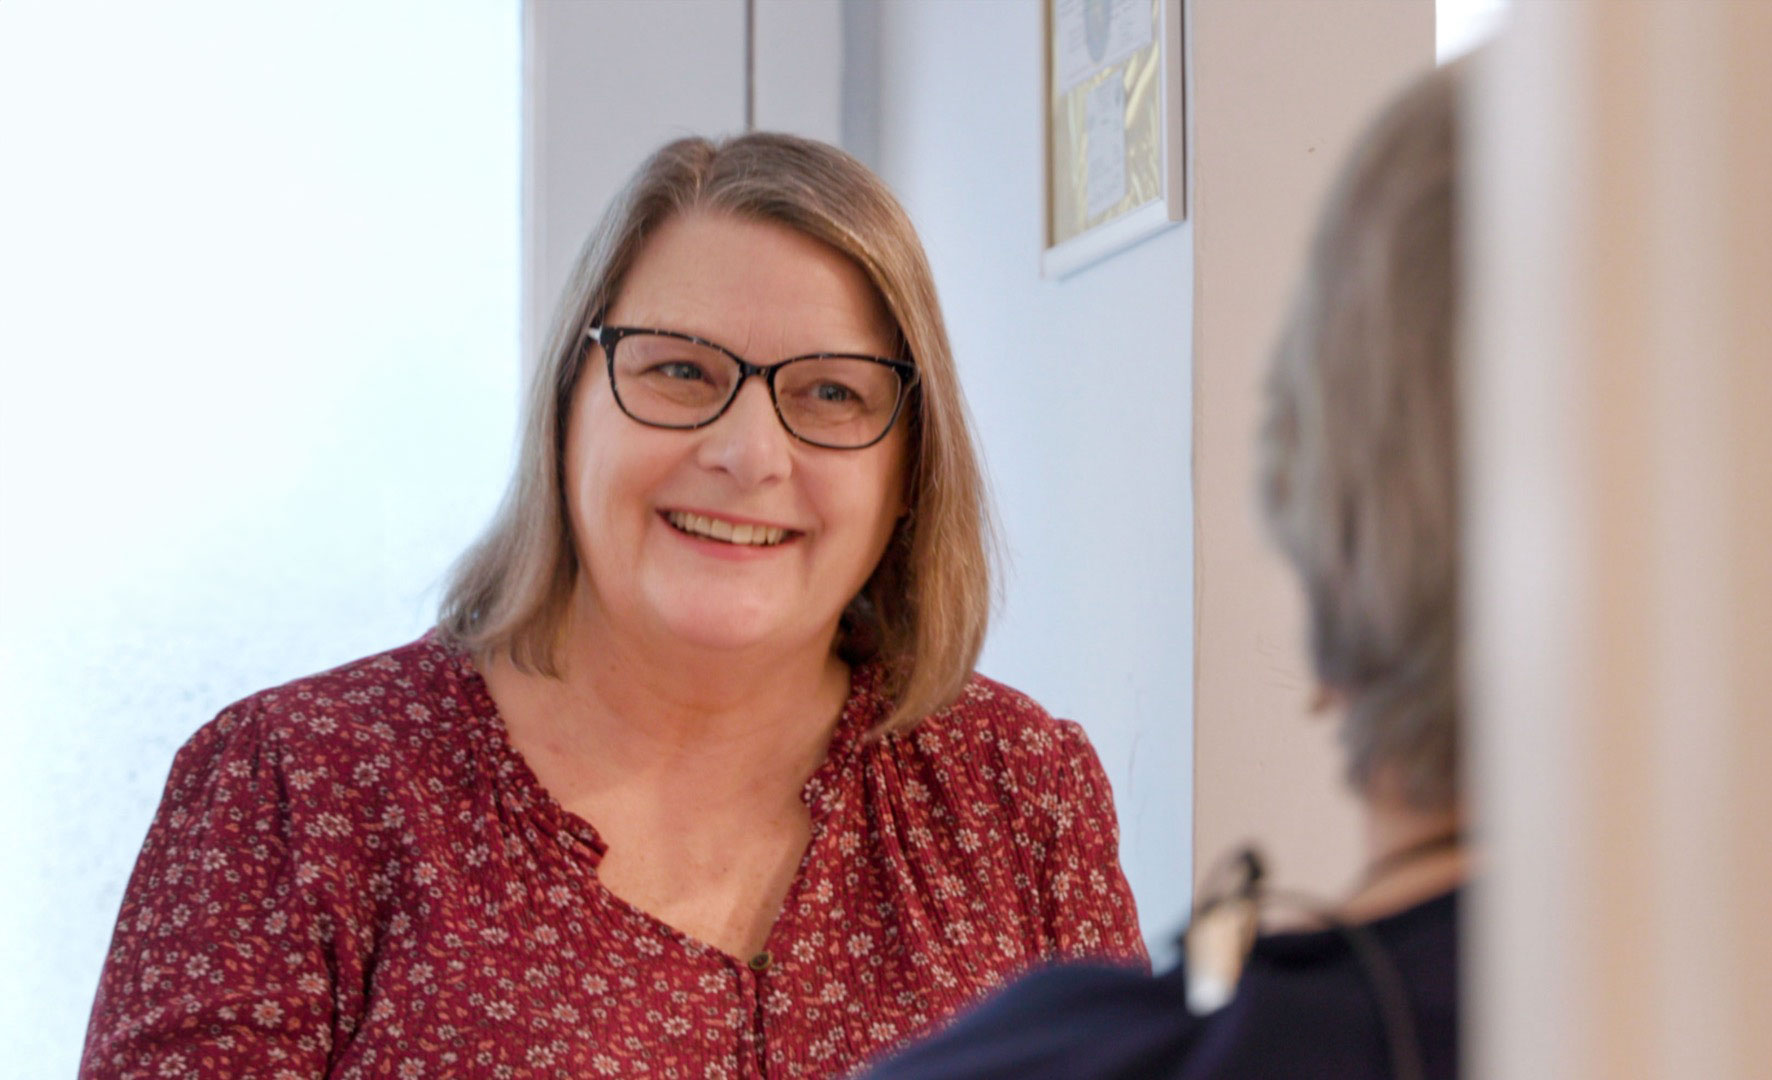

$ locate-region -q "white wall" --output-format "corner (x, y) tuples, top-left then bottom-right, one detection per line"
(756, 0), (845, 145)
(524, 0), (745, 368)
(861, 0), (1197, 953)
(1438, 0), (1511, 62)
(0, 2), (520, 1073)
(522, 0), (849, 362)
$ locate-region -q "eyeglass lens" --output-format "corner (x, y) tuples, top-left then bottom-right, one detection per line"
(609, 333), (905, 448)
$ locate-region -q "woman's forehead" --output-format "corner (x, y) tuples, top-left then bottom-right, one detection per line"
(609, 211), (896, 355)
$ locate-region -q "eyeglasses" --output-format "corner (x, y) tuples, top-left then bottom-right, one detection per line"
(585, 325), (919, 450)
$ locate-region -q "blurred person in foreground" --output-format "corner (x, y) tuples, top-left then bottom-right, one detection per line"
(81, 132), (1145, 1079)
(867, 60), (1467, 1080)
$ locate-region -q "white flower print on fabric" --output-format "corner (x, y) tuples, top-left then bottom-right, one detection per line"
(81, 637), (1145, 1079)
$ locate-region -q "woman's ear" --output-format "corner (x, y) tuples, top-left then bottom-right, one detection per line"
(1308, 684), (1347, 715)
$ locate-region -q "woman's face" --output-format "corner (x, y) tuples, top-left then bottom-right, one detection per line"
(563, 210), (910, 659)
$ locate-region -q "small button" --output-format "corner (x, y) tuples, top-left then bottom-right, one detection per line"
(747, 950), (773, 973)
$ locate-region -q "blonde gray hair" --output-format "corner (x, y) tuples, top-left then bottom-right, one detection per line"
(439, 132), (993, 732)
(1259, 65), (1462, 810)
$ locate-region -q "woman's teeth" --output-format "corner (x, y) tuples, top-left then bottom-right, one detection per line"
(667, 511), (789, 546)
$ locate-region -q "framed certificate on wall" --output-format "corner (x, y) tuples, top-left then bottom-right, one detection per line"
(1043, 0), (1186, 278)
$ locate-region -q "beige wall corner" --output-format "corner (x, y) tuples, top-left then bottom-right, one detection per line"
(1189, 0), (1434, 897)
(1467, 4), (1772, 1076)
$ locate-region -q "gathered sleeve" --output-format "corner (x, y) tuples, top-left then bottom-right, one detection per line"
(81, 704), (374, 1080)
(1032, 720), (1147, 968)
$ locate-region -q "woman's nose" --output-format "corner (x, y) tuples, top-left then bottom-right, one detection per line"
(696, 377), (794, 486)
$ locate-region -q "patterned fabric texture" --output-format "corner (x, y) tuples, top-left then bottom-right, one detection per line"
(82, 637), (1145, 1079)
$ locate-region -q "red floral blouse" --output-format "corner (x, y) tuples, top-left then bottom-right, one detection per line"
(82, 637), (1145, 1079)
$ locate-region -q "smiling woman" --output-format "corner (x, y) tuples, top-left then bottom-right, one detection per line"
(80, 133), (1147, 1079)
(442, 136), (990, 732)
(556, 212), (911, 670)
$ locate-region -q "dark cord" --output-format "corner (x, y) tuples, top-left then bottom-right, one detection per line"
(1262, 888), (1428, 1080)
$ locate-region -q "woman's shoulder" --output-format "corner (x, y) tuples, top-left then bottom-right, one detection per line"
(902, 672), (1087, 755)
(211, 634), (478, 740)
(177, 635), (487, 800)
(860, 670), (1145, 967)
(886, 672), (1104, 797)
(870, 890), (1463, 1079)
(870, 672), (1121, 860)
(865, 962), (1193, 1079)
(133, 639), (486, 914)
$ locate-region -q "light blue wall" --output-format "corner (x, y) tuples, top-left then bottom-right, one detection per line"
(858, 0), (1197, 957)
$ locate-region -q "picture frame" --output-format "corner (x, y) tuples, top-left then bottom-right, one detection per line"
(1042, 0), (1187, 279)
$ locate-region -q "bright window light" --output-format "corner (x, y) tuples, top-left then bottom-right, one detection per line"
(0, 2), (519, 1072)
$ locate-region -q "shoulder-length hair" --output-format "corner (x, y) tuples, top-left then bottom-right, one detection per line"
(439, 132), (994, 733)
(1259, 65), (1463, 810)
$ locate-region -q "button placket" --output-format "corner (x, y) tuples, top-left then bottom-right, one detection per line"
(732, 952), (774, 1078)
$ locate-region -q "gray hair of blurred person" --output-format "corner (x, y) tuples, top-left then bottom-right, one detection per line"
(1259, 64), (1462, 811)
(438, 132), (994, 734)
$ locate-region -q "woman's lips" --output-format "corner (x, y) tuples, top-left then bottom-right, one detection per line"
(663, 509), (798, 547)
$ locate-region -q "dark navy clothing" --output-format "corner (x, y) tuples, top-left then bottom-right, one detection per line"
(863, 890), (1459, 1080)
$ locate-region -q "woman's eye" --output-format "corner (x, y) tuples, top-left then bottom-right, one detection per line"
(652, 361), (709, 381)
(811, 381), (858, 403)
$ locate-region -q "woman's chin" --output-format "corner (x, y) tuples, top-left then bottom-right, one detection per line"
(623, 577), (839, 657)
(652, 606), (804, 656)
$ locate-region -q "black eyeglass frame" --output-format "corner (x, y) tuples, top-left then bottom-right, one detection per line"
(584, 324), (920, 450)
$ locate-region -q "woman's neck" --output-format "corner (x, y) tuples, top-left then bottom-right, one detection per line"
(487, 593), (852, 817)
(1340, 775), (1467, 923)
(568, 628), (847, 785)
